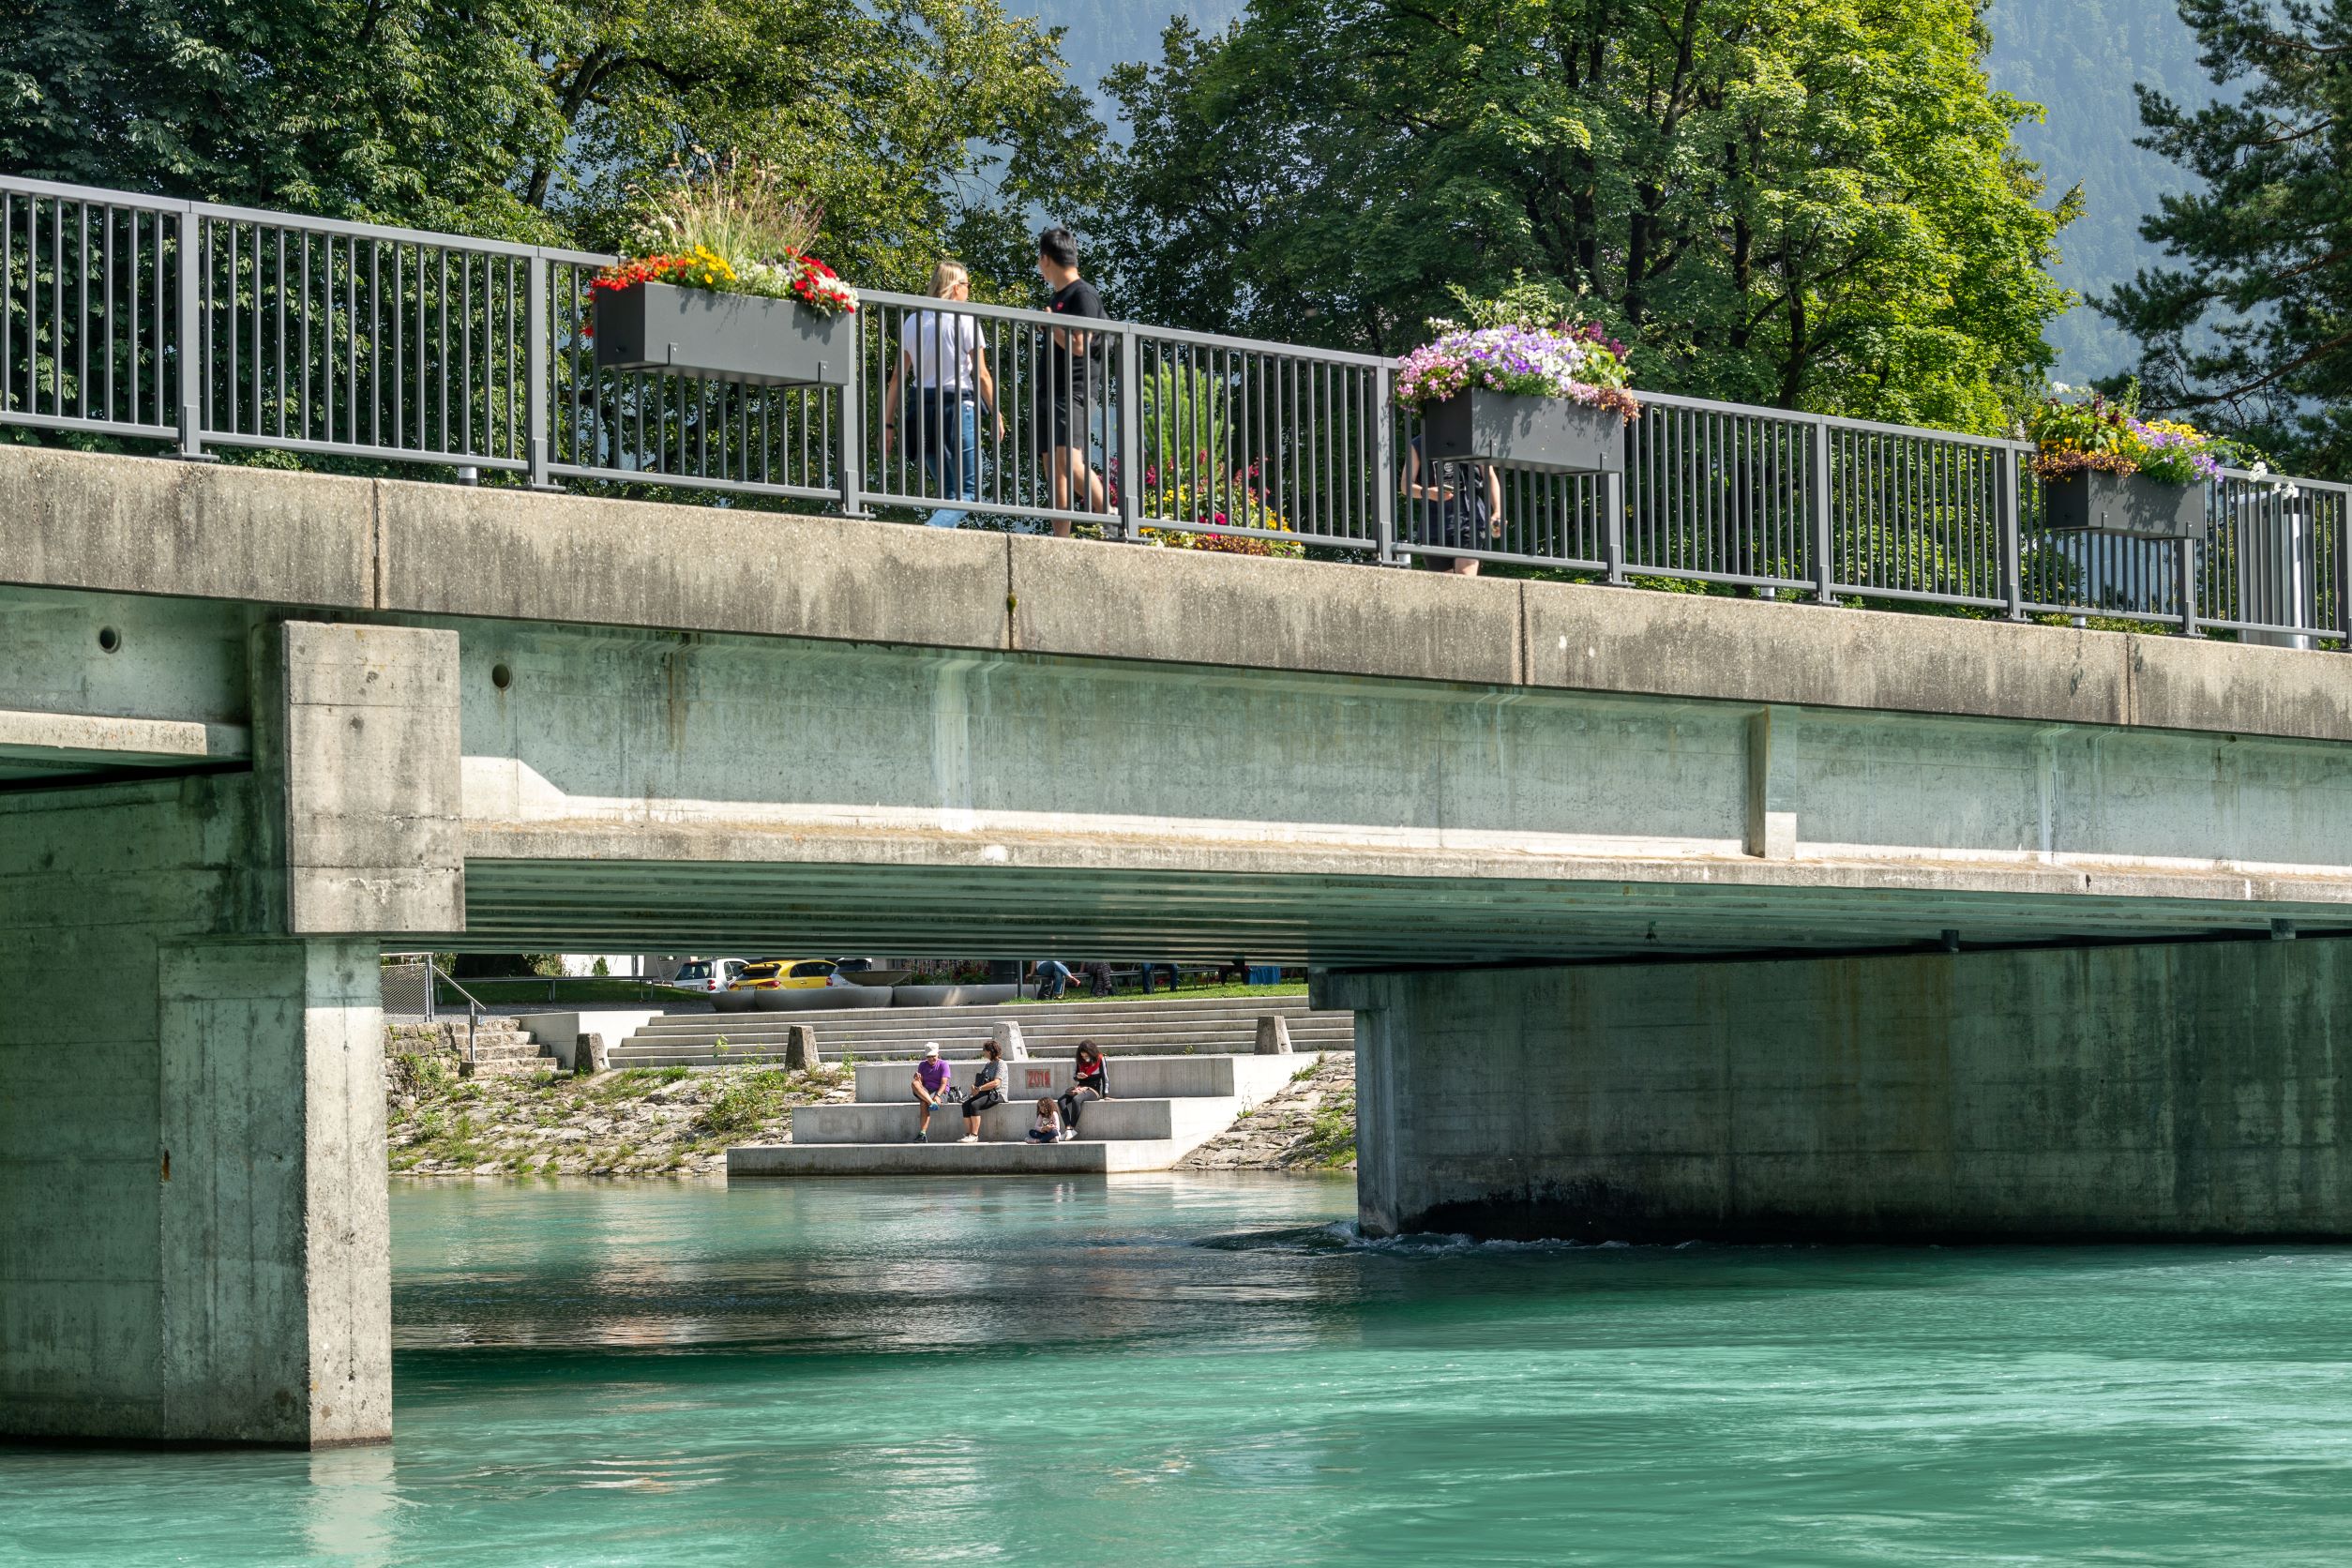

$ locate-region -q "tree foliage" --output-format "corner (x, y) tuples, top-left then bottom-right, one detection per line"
(0, 0), (1104, 294)
(1096, 0), (2075, 434)
(2102, 0), (2352, 475)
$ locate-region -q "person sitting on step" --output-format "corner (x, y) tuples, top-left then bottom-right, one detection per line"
(1059, 1040), (1110, 1138)
(1027, 1097), (1063, 1143)
(911, 1043), (953, 1142)
(960, 1040), (1006, 1143)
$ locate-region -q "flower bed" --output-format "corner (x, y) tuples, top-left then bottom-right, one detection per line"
(1138, 479), (1304, 557)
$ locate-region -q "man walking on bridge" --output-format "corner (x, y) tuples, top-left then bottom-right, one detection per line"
(1033, 226), (1108, 534)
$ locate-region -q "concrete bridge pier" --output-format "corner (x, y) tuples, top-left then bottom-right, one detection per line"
(0, 620), (459, 1445)
(1324, 937), (2352, 1244)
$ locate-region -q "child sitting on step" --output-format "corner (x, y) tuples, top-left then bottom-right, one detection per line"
(1026, 1097), (1063, 1143)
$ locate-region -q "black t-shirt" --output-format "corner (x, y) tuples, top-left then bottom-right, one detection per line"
(1039, 278), (1107, 400)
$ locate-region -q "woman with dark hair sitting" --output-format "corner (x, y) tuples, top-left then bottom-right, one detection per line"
(1058, 1040), (1110, 1139)
(959, 1039), (1006, 1143)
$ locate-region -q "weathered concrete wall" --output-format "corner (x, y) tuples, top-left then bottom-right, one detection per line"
(276, 622), (462, 935)
(8, 444), (2352, 746)
(0, 616), (440, 1446)
(0, 776), (389, 1444)
(443, 617), (2352, 958)
(1326, 938), (2352, 1242)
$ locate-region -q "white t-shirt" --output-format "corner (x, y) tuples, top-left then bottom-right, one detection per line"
(899, 310), (981, 392)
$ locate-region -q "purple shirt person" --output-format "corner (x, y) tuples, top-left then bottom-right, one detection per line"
(911, 1042), (952, 1142)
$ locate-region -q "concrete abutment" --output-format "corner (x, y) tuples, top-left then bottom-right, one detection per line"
(1325, 938), (2352, 1244)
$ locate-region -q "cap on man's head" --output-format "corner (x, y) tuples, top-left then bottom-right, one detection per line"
(924, 1042), (941, 1057)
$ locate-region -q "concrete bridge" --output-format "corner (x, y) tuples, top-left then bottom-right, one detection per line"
(7, 444), (2352, 1445)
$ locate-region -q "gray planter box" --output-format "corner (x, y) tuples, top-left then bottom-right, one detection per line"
(2043, 471), (2208, 540)
(1419, 387), (1626, 475)
(593, 280), (850, 387)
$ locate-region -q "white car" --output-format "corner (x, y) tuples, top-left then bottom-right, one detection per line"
(666, 957), (749, 994)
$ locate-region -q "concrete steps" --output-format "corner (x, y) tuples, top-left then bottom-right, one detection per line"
(614, 995), (1351, 1068)
(460, 1021), (554, 1078)
(728, 1050), (1315, 1177)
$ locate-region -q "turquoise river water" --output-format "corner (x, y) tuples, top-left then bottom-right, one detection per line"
(9, 1174), (2352, 1565)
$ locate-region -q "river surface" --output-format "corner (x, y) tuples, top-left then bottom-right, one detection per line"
(10, 1175), (2352, 1564)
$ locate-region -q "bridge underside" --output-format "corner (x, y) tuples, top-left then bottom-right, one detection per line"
(451, 854), (2345, 963)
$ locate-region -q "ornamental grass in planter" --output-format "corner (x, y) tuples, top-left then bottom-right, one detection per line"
(1395, 316), (1639, 475)
(2025, 390), (2229, 541)
(589, 158), (858, 388)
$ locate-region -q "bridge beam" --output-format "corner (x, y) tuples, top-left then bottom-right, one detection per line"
(0, 620), (458, 1446)
(1324, 936), (2352, 1243)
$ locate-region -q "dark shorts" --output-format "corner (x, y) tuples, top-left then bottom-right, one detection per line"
(964, 1088), (1004, 1115)
(1419, 500), (1494, 554)
(1033, 390), (1093, 456)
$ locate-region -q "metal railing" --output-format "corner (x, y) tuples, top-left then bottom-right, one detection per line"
(5, 172), (2346, 643)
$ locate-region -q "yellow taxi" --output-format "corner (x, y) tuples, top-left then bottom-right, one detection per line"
(727, 957), (842, 992)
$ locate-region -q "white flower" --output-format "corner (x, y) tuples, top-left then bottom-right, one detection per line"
(2050, 382), (2073, 396)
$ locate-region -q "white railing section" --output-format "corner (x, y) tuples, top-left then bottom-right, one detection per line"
(3, 173), (2345, 642)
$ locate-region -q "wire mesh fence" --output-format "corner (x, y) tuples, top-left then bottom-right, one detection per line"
(5, 171), (2346, 645)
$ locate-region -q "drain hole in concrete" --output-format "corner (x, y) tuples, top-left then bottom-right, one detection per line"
(98, 626), (121, 653)
(491, 663), (513, 690)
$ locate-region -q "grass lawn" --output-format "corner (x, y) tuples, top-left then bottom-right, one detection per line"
(433, 976), (678, 1006)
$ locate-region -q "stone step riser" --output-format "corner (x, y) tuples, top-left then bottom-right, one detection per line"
(636, 1000), (1323, 1032)
(847, 1051), (1311, 1106)
(792, 1096), (1237, 1146)
(609, 1044), (1350, 1067)
(635, 1027), (1347, 1046)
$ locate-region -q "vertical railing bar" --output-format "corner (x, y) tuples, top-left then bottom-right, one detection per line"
(299, 231), (313, 441)
(102, 204), (115, 420)
(2, 193), (13, 415)
(1810, 417), (1833, 603)
(272, 226), (284, 438)
(459, 251), (472, 454)
(76, 201), (88, 420)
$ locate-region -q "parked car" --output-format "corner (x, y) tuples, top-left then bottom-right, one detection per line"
(728, 957), (846, 992)
(667, 957), (749, 994)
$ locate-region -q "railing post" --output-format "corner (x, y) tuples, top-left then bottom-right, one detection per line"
(2179, 536), (2201, 638)
(1374, 364), (1398, 565)
(1998, 443), (2026, 621)
(1809, 416), (1833, 604)
(1603, 469), (1627, 584)
(838, 310), (868, 519)
(526, 252), (552, 489)
(1117, 324), (1142, 543)
(2333, 488), (2352, 650)
(174, 208), (205, 460)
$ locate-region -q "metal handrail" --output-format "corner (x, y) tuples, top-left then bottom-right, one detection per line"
(2, 171), (2344, 644)
(427, 959), (488, 1075)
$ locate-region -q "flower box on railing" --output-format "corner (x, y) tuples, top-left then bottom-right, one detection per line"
(2043, 471), (2208, 541)
(1418, 388), (1626, 475)
(592, 280), (850, 387)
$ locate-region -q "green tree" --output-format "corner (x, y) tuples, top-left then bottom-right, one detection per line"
(0, 0), (1103, 293)
(1098, 0), (2074, 434)
(2101, 0), (2352, 476)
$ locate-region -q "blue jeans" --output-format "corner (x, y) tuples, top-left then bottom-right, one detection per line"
(915, 392), (979, 529)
